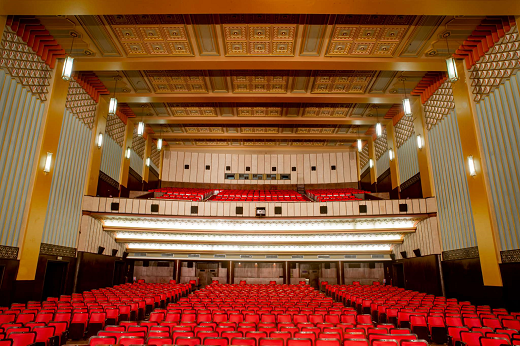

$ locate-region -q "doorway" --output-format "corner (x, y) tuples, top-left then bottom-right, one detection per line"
(113, 261), (125, 285)
(42, 261), (68, 300)
(392, 263), (405, 288)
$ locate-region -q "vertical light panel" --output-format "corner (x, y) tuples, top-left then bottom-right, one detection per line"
(129, 149), (143, 177)
(77, 215), (125, 256)
(475, 71), (520, 251)
(429, 109), (476, 251)
(42, 109), (91, 247)
(392, 217), (442, 259)
(100, 135), (123, 182)
(397, 135), (420, 183)
(0, 71), (45, 247)
(376, 150), (390, 178)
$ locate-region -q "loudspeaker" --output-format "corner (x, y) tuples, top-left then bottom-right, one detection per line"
(399, 203), (408, 212)
(187, 261), (193, 268)
(143, 260), (149, 267)
(390, 254), (396, 261)
(324, 263), (330, 269)
(123, 252), (129, 259)
(413, 249), (422, 257)
(112, 249), (118, 257)
(400, 251), (407, 259)
(98, 246), (105, 255)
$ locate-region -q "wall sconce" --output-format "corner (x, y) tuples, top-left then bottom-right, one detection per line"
(389, 149), (394, 161)
(43, 152), (53, 173)
(416, 135), (424, 149)
(96, 133), (103, 148)
(157, 138), (163, 151)
(468, 156), (477, 176)
(369, 159), (374, 168)
(125, 147), (131, 159)
(146, 158), (151, 167)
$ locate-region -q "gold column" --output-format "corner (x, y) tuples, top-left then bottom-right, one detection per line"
(452, 59), (502, 286)
(118, 119), (134, 188)
(17, 60), (69, 280)
(368, 137), (377, 185)
(386, 122), (401, 190)
(0, 16), (7, 38)
(411, 96), (435, 198)
(142, 135), (152, 183)
(85, 97), (109, 196)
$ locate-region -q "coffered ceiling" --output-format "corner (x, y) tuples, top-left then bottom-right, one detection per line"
(15, 13), (495, 148)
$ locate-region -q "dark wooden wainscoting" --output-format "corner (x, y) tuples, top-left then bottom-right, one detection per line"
(391, 255), (442, 296)
(75, 252), (127, 292)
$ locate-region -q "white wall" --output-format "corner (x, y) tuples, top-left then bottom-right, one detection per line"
(162, 150), (358, 185)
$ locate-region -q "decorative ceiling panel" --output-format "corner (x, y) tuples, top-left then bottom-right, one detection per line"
(166, 103), (218, 116)
(231, 71), (290, 93)
(302, 104), (354, 117)
(311, 71), (376, 94)
(222, 24), (297, 56)
(144, 71), (208, 93)
(237, 105), (283, 116)
(326, 15), (416, 57)
(106, 15), (193, 57)
(185, 127), (224, 133)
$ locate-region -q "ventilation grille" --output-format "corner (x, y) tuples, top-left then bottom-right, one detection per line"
(188, 254), (200, 258)
(292, 255), (304, 259)
(317, 255), (330, 259)
(240, 255), (253, 259)
(372, 254), (385, 259)
(214, 254), (226, 258)
(344, 255), (357, 259)
(161, 253), (173, 257)
(266, 255), (278, 259)
(134, 253), (147, 257)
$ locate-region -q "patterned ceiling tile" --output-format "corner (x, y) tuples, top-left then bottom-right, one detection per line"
(241, 127), (279, 134)
(107, 15), (193, 57)
(222, 22), (297, 56)
(194, 140), (231, 146)
(185, 127), (224, 133)
(231, 71), (289, 93)
(327, 15), (414, 57)
(237, 105), (283, 116)
(166, 103), (218, 116)
(311, 71), (376, 94)
(303, 104), (353, 117)
(145, 71), (208, 93)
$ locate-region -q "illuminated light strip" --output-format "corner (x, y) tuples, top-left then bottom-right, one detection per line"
(115, 232), (403, 243)
(126, 243), (393, 252)
(103, 218), (416, 232)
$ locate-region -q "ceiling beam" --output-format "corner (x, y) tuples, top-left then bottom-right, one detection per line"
(73, 56), (445, 72)
(3, 0), (519, 15)
(157, 133), (372, 140)
(142, 117), (384, 125)
(115, 93), (404, 104)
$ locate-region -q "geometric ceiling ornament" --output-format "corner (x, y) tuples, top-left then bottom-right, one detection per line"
(311, 71), (376, 94)
(144, 70), (208, 93)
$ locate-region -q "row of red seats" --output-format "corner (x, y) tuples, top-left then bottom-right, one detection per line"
(150, 188), (214, 201)
(323, 283), (520, 346)
(209, 190), (308, 202)
(306, 189), (368, 202)
(0, 282), (192, 346)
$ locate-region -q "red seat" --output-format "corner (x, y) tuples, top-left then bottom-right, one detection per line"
(231, 337), (256, 346)
(259, 338), (285, 346)
(343, 340), (369, 346)
(372, 340), (399, 346)
(89, 336), (117, 346)
(461, 331), (484, 346)
(9, 332), (36, 346)
(479, 337), (510, 346)
(204, 337), (229, 346)
(176, 336), (202, 346)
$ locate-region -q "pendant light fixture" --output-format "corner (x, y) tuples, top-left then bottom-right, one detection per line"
(108, 75), (120, 116)
(444, 31), (459, 82)
(375, 106), (382, 137)
(137, 105), (145, 137)
(357, 126), (362, 152)
(62, 32), (78, 81)
(157, 125), (163, 151)
(401, 77), (412, 116)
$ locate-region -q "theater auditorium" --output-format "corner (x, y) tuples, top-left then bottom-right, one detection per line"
(0, 2), (519, 346)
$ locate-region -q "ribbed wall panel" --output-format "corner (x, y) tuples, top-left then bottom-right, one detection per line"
(100, 135), (122, 182)
(475, 72), (520, 251)
(376, 150), (389, 178)
(392, 217), (442, 259)
(129, 149), (143, 177)
(397, 135), (420, 183)
(42, 109), (91, 247)
(429, 110), (476, 251)
(0, 71), (45, 247)
(77, 215), (125, 257)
